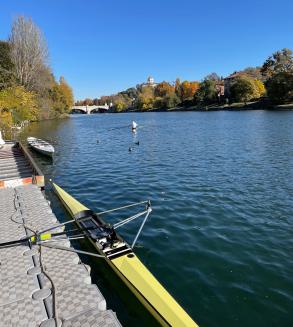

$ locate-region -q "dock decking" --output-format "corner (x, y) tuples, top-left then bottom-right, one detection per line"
(0, 142), (44, 188)
(0, 143), (122, 326)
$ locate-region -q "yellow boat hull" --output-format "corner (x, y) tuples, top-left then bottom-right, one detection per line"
(52, 183), (198, 327)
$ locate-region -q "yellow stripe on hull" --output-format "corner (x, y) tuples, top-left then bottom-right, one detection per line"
(52, 183), (198, 327)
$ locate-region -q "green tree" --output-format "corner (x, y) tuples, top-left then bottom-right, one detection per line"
(230, 77), (258, 103)
(0, 41), (15, 90)
(194, 80), (218, 104)
(162, 93), (180, 108)
(265, 72), (293, 103)
(120, 87), (138, 100)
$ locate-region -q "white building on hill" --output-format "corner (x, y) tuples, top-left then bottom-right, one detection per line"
(141, 76), (158, 88)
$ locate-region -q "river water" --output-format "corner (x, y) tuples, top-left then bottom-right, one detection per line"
(20, 111), (293, 327)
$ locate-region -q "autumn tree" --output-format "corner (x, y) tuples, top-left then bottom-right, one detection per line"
(261, 48), (293, 79)
(175, 78), (181, 98)
(0, 111), (13, 136)
(59, 76), (74, 110)
(0, 86), (38, 123)
(137, 86), (155, 110)
(253, 79), (266, 97)
(112, 94), (129, 112)
(241, 67), (263, 81)
(49, 78), (74, 115)
(0, 15), (74, 123)
(178, 81), (199, 101)
(154, 81), (175, 97)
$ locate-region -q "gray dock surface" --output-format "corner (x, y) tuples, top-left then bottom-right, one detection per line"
(0, 143), (33, 181)
(0, 184), (122, 327)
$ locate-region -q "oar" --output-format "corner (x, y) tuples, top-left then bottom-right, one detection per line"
(0, 225), (107, 249)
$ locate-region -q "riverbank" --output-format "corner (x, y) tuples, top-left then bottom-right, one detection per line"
(118, 100), (293, 113)
(2, 114), (70, 140)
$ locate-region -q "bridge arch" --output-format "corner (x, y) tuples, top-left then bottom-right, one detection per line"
(70, 104), (110, 114)
(71, 108), (87, 114)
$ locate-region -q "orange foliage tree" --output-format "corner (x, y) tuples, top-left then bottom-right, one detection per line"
(155, 81), (175, 97)
(180, 81), (199, 101)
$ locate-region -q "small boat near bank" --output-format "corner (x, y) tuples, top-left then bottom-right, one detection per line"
(27, 137), (55, 157)
(0, 131), (5, 147)
(52, 182), (198, 327)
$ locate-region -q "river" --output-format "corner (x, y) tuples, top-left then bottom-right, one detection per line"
(19, 111), (293, 327)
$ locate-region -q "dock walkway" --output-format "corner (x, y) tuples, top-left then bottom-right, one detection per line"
(0, 183), (122, 326)
(0, 142), (44, 188)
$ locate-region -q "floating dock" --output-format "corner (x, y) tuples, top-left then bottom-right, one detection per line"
(0, 142), (44, 188)
(0, 143), (122, 326)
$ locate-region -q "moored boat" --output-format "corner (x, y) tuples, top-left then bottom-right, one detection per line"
(0, 131), (5, 146)
(27, 137), (54, 157)
(52, 182), (198, 327)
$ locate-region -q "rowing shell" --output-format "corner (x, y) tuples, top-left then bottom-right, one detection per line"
(52, 183), (198, 327)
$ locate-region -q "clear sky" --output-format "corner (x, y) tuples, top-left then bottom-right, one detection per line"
(1, 0), (293, 100)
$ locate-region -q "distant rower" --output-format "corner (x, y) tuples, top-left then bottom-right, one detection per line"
(132, 121), (137, 132)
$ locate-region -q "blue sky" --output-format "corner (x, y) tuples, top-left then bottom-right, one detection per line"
(1, 0), (293, 99)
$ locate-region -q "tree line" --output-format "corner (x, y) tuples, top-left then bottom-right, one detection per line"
(0, 16), (74, 134)
(76, 48), (293, 112)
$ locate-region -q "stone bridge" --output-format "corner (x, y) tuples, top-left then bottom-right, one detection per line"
(71, 104), (110, 114)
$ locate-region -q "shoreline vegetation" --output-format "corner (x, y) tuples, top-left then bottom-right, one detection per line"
(124, 100), (293, 113)
(0, 16), (74, 138)
(76, 49), (293, 114)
